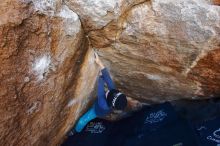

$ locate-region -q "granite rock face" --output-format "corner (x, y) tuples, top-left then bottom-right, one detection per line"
(213, 0), (220, 5)
(79, 0), (220, 102)
(0, 0), (220, 146)
(0, 0), (98, 145)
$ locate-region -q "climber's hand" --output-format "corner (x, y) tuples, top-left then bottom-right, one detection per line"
(94, 51), (105, 69)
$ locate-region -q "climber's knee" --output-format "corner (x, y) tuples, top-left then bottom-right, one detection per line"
(78, 118), (85, 126)
(75, 119), (85, 132)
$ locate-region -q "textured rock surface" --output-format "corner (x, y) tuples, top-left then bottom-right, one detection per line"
(0, 0), (220, 146)
(213, 0), (220, 5)
(81, 0), (220, 102)
(0, 0), (99, 146)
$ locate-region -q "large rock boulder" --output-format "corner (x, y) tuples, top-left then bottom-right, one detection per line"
(0, 0), (219, 146)
(78, 0), (220, 102)
(0, 0), (99, 145)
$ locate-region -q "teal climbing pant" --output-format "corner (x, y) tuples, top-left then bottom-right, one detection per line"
(75, 105), (97, 132)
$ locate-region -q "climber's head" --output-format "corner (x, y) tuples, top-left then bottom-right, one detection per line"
(106, 89), (127, 110)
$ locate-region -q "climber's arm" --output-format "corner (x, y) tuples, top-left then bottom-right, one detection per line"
(94, 51), (116, 90)
(100, 68), (116, 90)
(97, 76), (109, 109)
(94, 51), (105, 70)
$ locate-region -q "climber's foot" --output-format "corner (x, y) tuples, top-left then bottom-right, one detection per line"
(67, 128), (77, 137)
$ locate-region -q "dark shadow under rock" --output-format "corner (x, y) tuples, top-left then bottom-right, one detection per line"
(62, 99), (220, 146)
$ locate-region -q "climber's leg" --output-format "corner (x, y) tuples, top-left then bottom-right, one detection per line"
(75, 106), (97, 132)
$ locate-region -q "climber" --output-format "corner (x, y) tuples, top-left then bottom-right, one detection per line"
(68, 50), (128, 135)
